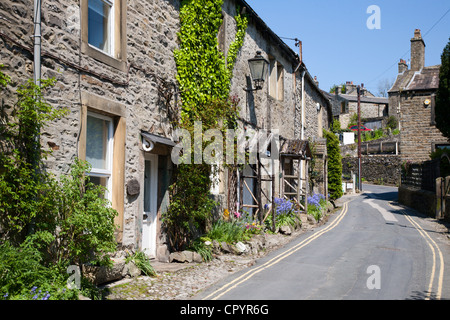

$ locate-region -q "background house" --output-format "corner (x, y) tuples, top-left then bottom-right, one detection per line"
(388, 29), (448, 162)
(324, 81), (389, 130)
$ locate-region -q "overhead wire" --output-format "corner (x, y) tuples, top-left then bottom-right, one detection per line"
(366, 6), (450, 86)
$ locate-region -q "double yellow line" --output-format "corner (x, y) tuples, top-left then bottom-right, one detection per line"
(202, 201), (350, 300)
(389, 202), (445, 300)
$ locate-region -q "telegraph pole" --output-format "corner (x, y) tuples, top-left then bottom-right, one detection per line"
(357, 85), (362, 192)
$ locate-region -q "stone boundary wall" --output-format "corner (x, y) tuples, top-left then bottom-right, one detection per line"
(399, 185), (450, 222)
(342, 155), (401, 186)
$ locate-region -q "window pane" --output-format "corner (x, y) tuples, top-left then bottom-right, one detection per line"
(144, 160), (151, 212)
(86, 115), (111, 170)
(88, 0), (112, 54)
(86, 176), (108, 199)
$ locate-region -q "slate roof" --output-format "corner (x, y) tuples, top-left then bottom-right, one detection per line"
(388, 65), (440, 93)
(338, 93), (388, 104)
(279, 138), (312, 159)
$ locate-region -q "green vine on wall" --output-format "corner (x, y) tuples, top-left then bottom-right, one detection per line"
(165, 0), (248, 250)
(174, 0), (247, 127)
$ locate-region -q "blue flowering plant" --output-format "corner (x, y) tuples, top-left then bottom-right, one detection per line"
(265, 197), (300, 230)
(307, 193), (328, 222)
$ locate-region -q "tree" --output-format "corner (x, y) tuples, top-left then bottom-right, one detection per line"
(436, 37), (450, 139)
(376, 77), (394, 97)
(323, 129), (343, 201)
(329, 84), (346, 94)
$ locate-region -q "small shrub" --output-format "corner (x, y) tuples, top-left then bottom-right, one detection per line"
(307, 193), (328, 222)
(125, 250), (156, 277)
(324, 129), (343, 200)
(265, 198), (300, 230)
(0, 240), (78, 300)
(188, 237), (213, 262)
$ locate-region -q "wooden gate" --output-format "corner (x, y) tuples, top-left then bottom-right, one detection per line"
(436, 153), (450, 220)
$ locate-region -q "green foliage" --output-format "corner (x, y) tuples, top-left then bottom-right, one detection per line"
(307, 193), (328, 222)
(207, 219), (246, 244)
(0, 71), (68, 243)
(187, 236), (214, 262)
(50, 159), (119, 266)
(362, 128), (383, 142)
(166, 0), (248, 251)
(174, 0), (247, 124)
(436, 37), (450, 139)
(125, 250), (156, 277)
(164, 163), (217, 249)
(0, 69), (119, 298)
(0, 241), (78, 300)
(386, 115), (398, 130)
(329, 84), (346, 94)
(323, 130), (343, 200)
(331, 119), (341, 133)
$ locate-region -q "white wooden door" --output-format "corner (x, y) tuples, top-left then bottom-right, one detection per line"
(142, 154), (158, 258)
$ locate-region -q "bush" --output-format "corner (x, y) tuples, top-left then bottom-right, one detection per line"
(0, 241), (78, 300)
(323, 130), (343, 200)
(0, 70), (119, 298)
(386, 116), (398, 130)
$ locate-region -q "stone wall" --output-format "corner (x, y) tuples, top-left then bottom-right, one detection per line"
(0, 0), (181, 260)
(396, 92), (448, 162)
(342, 155), (401, 186)
(0, 0), (333, 260)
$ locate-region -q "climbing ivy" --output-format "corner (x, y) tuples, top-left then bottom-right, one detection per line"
(174, 0), (247, 126)
(165, 0), (248, 250)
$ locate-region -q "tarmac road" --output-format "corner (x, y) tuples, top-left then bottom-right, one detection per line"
(195, 184), (450, 300)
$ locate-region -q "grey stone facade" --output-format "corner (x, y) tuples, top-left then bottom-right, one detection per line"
(388, 29), (448, 162)
(0, 0), (332, 260)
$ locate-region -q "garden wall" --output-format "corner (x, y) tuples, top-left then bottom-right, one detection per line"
(342, 155), (402, 186)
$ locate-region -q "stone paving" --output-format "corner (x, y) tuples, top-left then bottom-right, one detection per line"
(103, 192), (450, 300)
(103, 215), (328, 300)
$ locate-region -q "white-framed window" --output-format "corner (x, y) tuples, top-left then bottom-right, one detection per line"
(88, 0), (115, 55)
(86, 112), (114, 200)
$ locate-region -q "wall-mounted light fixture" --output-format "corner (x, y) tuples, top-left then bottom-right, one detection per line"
(246, 51), (269, 92)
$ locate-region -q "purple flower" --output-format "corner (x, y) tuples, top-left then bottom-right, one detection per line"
(42, 292), (50, 300)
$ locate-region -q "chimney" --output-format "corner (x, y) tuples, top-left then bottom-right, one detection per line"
(398, 59), (408, 74)
(410, 29), (425, 71)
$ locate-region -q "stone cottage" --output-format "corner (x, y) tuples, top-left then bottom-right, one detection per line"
(388, 29), (448, 162)
(0, 0), (181, 261)
(324, 81), (389, 130)
(0, 0), (332, 262)
(215, 0), (333, 218)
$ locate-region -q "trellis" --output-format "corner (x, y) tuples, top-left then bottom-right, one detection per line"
(236, 138), (311, 231)
(279, 139), (312, 215)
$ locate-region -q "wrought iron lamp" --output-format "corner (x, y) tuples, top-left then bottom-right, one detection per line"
(246, 51), (269, 92)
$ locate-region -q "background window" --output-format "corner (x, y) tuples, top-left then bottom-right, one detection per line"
(88, 0), (114, 55)
(86, 113), (114, 198)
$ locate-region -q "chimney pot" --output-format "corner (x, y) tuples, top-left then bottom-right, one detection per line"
(410, 28), (425, 71)
(398, 58), (408, 73)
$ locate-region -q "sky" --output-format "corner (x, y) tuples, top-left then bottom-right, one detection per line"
(245, 0), (450, 96)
